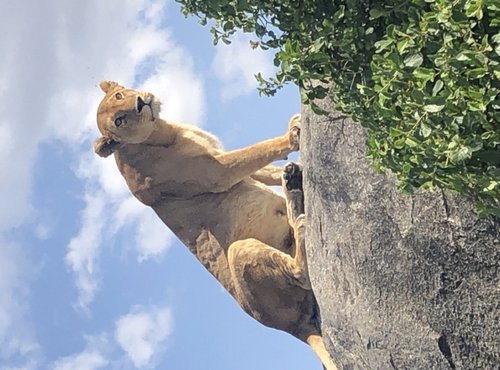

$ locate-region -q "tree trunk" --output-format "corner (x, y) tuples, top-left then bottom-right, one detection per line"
(301, 95), (499, 370)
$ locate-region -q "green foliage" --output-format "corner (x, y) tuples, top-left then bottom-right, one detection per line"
(177, 0), (500, 216)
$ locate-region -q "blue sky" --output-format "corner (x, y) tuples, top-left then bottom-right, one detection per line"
(0, 1), (322, 369)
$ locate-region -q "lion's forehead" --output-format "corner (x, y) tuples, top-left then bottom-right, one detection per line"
(98, 90), (137, 114)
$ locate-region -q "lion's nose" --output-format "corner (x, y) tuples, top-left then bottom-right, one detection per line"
(137, 96), (147, 113)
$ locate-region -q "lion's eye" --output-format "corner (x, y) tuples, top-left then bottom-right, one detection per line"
(114, 116), (126, 127)
(115, 92), (124, 100)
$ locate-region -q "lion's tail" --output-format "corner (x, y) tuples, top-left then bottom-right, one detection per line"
(307, 334), (339, 370)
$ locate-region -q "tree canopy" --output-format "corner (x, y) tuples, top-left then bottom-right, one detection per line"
(177, 0), (500, 216)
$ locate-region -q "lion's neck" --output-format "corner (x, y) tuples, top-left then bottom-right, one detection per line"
(143, 118), (177, 147)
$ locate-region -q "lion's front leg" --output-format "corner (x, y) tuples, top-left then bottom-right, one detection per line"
(250, 164), (283, 186)
(213, 114), (300, 190)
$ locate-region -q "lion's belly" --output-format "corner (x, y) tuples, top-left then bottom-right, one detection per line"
(225, 181), (292, 251)
(152, 180), (292, 253)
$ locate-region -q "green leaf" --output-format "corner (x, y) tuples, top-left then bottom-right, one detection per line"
(374, 39), (393, 52)
(397, 39), (414, 53)
(424, 97), (446, 112)
(390, 127), (403, 138)
(333, 5), (345, 23)
(467, 67), (487, 79)
(413, 67), (434, 81)
(483, 181), (498, 191)
(433, 56), (447, 67)
(404, 52), (423, 68)
(369, 8), (386, 19)
(481, 131), (494, 140)
(420, 123), (432, 138)
(424, 104), (445, 112)
(465, 0), (484, 19)
(456, 52), (472, 62)
(223, 21), (234, 32)
(450, 147), (472, 163)
(403, 163), (412, 173)
(432, 80), (444, 96)
(405, 138), (419, 147)
(467, 100), (487, 111)
(394, 138), (405, 149)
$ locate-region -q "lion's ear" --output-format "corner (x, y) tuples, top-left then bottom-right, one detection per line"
(99, 80), (122, 94)
(94, 136), (121, 158)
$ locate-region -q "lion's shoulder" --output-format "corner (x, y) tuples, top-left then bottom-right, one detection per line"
(174, 123), (223, 151)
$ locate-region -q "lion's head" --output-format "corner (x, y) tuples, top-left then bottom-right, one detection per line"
(94, 81), (161, 157)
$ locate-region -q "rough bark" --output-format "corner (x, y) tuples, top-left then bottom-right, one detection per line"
(301, 96), (499, 370)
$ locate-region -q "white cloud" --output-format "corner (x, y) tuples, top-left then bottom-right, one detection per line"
(113, 196), (174, 262)
(1, 360), (38, 370)
(34, 223), (51, 241)
(53, 351), (108, 370)
(77, 153), (130, 201)
(65, 194), (106, 312)
(0, 0), (201, 365)
(51, 306), (173, 370)
(134, 209), (174, 262)
(115, 305), (173, 369)
(0, 239), (39, 365)
(212, 33), (274, 101)
(0, 123), (35, 232)
(140, 48), (205, 124)
(52, 335), (109, 370)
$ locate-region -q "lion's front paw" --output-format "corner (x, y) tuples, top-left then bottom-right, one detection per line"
(94, 136), (121, 158)
(288, 113), (301, 151)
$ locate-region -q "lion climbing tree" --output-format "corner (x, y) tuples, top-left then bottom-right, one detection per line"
(176, 0), (500, 368)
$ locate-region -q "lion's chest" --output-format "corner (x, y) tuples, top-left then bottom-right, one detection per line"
(115, 144), (214, 204)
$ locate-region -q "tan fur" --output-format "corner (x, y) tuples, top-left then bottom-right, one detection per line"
(94, 81), (337, 370)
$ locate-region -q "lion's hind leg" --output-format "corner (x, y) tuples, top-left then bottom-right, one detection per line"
(282, 162), (310, 289)
(227, 238), (311, 312)
(282, 162), (339, 370)
(227, 239), (338, 370)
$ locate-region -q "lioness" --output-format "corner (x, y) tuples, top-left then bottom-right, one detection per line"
(94, 81), (337, 370)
